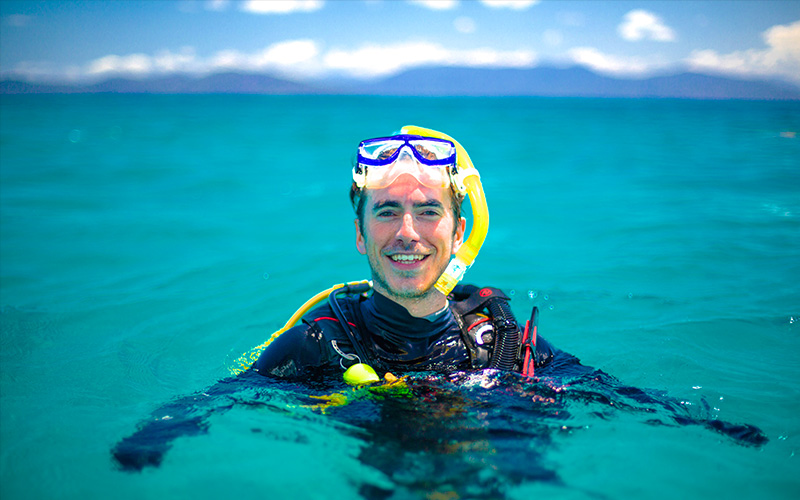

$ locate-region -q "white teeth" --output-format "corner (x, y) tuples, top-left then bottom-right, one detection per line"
(390, 254), (424, 262)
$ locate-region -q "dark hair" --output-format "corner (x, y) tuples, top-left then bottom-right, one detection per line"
(350, 182), (465, 236)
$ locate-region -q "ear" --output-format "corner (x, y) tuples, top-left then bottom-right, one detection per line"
(452, 216), (466, 254)
(355, 218), (367, 255)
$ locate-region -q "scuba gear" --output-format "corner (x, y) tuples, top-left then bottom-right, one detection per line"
(343, 363), (381, 386)
(354, 135), (457, 190)
(244, 281), (544, 383)
(229, 280), (371, 377)
(449, 286), (533, 372)
(328, 282), (382, 385)
(398, 125), (489, 296)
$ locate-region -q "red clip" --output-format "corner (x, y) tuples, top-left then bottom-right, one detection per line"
(521, 307), (539, 378)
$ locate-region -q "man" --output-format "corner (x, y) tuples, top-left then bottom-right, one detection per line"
(253, 127), (554, 381)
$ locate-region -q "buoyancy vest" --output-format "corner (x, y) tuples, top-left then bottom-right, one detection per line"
(319, 284), (540, 376)
(450, 285), (538, 376)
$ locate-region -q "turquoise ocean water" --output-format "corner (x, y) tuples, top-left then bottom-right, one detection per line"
(1, 94), (798, 499)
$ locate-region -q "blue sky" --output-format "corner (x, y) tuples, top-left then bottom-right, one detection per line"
(1, 0), (799, 84)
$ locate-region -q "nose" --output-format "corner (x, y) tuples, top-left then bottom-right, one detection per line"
(396, 212), (420, 244)
(396, 145), (416, 163)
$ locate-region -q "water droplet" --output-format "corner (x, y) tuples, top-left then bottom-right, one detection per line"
(628, 292), (633, 299)
(509, 289), (516, 296)
(543, 295), (549, 301)
(68, 129), (82, 143)
(692, 386), (702, 390)
(549, 305), (554, 310)
(528, 290), (535, 299)
(262, 273), (270, 280)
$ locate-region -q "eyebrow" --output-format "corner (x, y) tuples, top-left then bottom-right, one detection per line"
(370, 199), (444, 213)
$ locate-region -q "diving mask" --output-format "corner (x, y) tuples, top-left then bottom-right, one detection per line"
(353, 135), (457, 190)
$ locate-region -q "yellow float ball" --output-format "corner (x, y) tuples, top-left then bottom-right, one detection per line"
(343, 363), (380, 386)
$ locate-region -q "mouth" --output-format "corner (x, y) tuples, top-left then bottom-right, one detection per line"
(387, 253), (428, 266)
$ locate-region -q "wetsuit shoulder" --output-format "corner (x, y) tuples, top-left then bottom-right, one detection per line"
(252, 303), (349, 379)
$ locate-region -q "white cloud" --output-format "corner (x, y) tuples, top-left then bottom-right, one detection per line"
(241, 0), (323, 14)
(408, 0), (458, 10)
(568, 47), (657, 76)
(81, 40), (321, 79)
(154, 47), (201, 72)
(618, 10), (675, 42)
(686, 20), (800, 83)
(254, 39), (320, 66)
(409, 0), (540, 9)
(87, 53), (153, 76)
(18, 38), (537, 82)
(5, 61), (57, 81)
(205, 0), (230, 11)
(480, 0), (539, 9)
(324, 41), (535, 78)
(209, 39), (321, 75)
(454, 16), (476, 34)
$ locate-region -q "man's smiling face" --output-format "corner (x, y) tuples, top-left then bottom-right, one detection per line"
(356, 174), (465, 304)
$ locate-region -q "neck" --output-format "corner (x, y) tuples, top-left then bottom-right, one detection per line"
(372, 282), (447, 318)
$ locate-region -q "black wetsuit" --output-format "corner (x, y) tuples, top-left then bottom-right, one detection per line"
(253, 285), (556, 379)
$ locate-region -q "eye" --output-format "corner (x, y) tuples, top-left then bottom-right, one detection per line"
(418, 208), (443, 219)
(376, 209), (398, 218)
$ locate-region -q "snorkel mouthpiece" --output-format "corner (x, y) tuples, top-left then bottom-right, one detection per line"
(399, 125), (489, 296)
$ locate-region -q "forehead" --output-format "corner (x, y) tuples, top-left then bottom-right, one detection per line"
(364, 176), (452, 208)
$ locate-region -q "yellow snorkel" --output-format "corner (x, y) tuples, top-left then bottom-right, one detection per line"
(400, 125), (489, 296)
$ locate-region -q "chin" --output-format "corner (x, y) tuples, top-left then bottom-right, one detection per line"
(385, 278), (437, 299)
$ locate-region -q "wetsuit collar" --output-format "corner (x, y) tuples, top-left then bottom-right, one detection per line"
(366, 291), (455, 339)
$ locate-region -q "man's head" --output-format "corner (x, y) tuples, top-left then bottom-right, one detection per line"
(349, 134), (466, 308)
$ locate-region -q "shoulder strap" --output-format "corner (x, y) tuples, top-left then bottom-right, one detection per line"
(327, 289), (380, 371)
(341, 296), (386, 372)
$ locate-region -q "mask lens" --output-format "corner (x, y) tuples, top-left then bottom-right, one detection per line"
(355, 135), (456, 189)
(409, 139), (454, 162)
(360, 139), (405, 162)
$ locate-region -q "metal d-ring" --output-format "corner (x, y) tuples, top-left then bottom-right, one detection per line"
(331, 340), (360, 369)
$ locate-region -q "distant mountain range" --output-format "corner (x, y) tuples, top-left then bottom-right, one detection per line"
(2, 66), (799, 100)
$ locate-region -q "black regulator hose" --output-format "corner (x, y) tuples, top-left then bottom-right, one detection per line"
(487, 298), (520, 370)
(328, 282), (374, 368)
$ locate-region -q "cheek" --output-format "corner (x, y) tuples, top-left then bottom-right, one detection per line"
(431, 219), (456, 243)
(363, 221), (391, 249)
